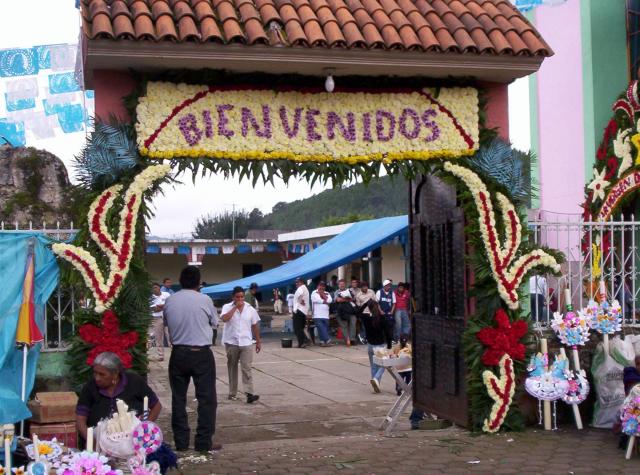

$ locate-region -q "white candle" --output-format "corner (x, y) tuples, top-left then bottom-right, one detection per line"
(564, 288), (571, 309)
(599, 280), (606, 298)
(540, 338), (548, 356)
(627, 435), (636, 460)
(143, 396), (148, 413)
(32, 434), (39, 460)
(86, 427), (93, 453)
(4, 438), (11, 472)
(540, 339), (552, 431)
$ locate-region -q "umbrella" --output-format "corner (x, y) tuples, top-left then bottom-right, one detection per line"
(16, 239), (43, 435)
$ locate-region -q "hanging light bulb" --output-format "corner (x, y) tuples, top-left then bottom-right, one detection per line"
(325, 74), (335, 93)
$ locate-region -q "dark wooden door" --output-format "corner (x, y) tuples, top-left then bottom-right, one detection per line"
(410, 174), (469, 426)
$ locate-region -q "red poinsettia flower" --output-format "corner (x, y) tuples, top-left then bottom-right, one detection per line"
(477, 308), (528, 366)
(79, 310), (138, 368)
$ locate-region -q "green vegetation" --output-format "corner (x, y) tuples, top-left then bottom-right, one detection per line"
(319, 213), (375, 227)
(192, 175), (407, 238)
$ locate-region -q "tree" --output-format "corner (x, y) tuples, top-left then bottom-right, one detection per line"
(320, 213), (375, 226)
(192, 207), (266, 239)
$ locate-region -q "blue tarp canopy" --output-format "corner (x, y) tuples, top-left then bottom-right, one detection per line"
(201, 215), (408, 298)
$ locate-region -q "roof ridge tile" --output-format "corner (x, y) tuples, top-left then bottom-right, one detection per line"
(200, 16), (225, 41)
(173, 0), (196, 19)
(113, 13), (136, 37)
(156, 13), (179, 39)
(151, 1), (172, 19)
(322, 20), (347, 45)
(81, 0), (553, 57)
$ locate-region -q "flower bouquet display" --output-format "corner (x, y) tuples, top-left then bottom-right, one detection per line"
(551, 289), (591, 429)
(525, 347), (569, 430)
(621, 386), (640, 459)
(56, 452), (122, 475)
(582, 281), (622, 356)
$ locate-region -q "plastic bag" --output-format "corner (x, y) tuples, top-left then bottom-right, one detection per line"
(610, 335), (635, 367)
(592, 343), (626, 428)
(96, 414), (140, 459)
(626, 334), (640, 359)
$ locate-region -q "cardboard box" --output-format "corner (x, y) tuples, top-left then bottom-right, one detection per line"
(29, 421), (77, 449)
(28, 392), (78, 423)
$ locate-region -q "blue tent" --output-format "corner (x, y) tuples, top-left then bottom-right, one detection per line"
(201, 215), (408, 298)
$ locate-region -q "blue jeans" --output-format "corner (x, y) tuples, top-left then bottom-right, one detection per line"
(314, 318), (330, 343)
(394, 310), (410, 340)
(367, 344), (385, 381)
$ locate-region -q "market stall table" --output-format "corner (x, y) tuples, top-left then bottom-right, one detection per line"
(373, 355), (412, 436)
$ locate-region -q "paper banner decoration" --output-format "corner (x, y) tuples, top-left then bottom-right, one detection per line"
(0, 43), (94, 147)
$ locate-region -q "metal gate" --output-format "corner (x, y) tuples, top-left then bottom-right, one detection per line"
(410, 174), (469, 426)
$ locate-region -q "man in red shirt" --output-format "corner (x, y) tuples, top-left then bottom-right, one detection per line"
(394, 282), (411, 338)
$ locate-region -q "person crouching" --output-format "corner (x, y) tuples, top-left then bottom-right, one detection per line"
(221, 286), (262, 404)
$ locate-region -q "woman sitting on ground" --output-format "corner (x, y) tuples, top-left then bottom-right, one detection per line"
(76, 351), (161, 443)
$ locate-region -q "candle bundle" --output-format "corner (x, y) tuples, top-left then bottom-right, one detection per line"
(96, 399), (141, 459)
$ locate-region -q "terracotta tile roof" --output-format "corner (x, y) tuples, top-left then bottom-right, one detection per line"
(80, 0), (551, 56)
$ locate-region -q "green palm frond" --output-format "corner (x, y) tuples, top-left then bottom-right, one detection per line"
(469, 138), (536, 207)
(74, 121), (139, 189)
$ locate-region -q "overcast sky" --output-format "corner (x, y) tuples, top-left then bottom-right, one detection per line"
(0, 0), (530, 237)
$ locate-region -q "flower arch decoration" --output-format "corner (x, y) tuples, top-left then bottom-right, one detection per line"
(58, 72), (561, 426)
(583, 80), (640, 222)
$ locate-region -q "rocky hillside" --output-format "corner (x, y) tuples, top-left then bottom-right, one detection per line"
(0, 145), (73, 226)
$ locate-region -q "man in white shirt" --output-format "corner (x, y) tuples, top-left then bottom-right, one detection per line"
(311, 281), (333, 346)
(286, 291), (295, 315)
(529, 275), (548, 321)
(293, 277), (310, 348)
(221, 286), (262, 404)
(150, 283), (170, 360)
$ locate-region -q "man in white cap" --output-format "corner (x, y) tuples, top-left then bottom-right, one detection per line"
(375, 279), (396, 346)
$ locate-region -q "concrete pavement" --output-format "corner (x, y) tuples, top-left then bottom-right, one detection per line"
(147, 317), (635, 474)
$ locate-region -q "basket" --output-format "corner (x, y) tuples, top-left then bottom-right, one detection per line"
(281, 338), (293, 348)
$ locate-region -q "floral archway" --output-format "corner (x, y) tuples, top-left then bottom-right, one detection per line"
(57, 72), (561, 432)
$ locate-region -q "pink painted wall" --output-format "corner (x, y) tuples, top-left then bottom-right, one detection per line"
(534, 0), (584, 215)
(93, 70), (136, 122)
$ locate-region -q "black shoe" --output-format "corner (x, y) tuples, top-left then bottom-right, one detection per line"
(196, 442), (223, 453)
(247, 393), (260, 404)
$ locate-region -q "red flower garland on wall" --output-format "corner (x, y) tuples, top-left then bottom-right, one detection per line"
(79, 310), (138, 368)
(477, 308), (527, 366)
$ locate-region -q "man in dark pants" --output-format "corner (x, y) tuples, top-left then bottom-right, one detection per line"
(163, 266), (221, 453)
(292, 277), (310, 348)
